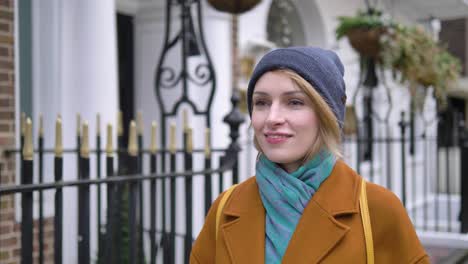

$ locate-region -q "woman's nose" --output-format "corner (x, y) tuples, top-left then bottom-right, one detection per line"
(265, 104), (285, 126)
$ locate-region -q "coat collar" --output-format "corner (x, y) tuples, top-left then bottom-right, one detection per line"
(221, 160), (361, 264)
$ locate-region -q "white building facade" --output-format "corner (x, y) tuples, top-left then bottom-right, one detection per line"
(13, 0), (468, 262)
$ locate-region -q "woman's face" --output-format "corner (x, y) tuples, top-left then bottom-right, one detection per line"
(251, 71), (319, 173)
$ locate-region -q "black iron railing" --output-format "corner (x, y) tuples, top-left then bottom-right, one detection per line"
(1, 103), (243, 264)
(343, 108), (468, 234)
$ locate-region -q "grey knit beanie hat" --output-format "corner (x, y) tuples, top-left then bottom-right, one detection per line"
(247, 46), (346, 127)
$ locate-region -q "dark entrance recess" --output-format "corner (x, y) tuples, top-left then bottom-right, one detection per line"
(117, 13), (135, 149)
(438, 97), (466, 148)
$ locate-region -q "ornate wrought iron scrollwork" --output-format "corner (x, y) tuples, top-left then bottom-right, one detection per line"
(187, 64), (213, 86)
(159, 67), (183, 89)
(154, 0), (217, 145)
(153, 2), (218, 262)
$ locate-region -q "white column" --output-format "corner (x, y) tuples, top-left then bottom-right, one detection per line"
(33, 0), (118, 262)
(134, 1), (166, 145)
(60, 0), (118, 143)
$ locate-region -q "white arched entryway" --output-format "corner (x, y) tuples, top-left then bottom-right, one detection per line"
(290, 0), (327, 47)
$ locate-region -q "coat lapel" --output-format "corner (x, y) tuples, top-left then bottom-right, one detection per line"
(281, 200), (350, 263)
(282, 161), (361, 264)
(221, 178), (266, 264)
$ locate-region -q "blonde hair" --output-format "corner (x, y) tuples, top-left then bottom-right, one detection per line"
(253, 69), (343, 162)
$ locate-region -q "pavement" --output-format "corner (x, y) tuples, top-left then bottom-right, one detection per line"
(426, 246), (468, 263)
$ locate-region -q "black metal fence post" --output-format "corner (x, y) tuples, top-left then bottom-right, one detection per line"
(104, 124), (117, 263)
(54, 118), (63, 264)
(169, 124), (176, 264)
(223, 90), (245, 184)
(362, 57), (377, 163)
(128, 121), (139, 264)
(422, 132), (428, 231)
(78, 122), (90, 264)
(116, 111), (124, 263)
(184, 128), (193, 264)
(459, 116), (468, 232)
(219, 155), (225, 193)
(38, 115), (44, 264)
(204, 128), (212, 216)
(20, 113), (25, 160)
(137, 113), (144, 264)
(162, 148), (168, 264)
(385, 124), (392, 190)
(96, 114), (103, 260)
(149, 122), (158, 264)
(21, 118), (33, 264)
(398, 112), (407, 207)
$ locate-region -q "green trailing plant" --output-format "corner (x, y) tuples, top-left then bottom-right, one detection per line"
(380, 24), (461, 110)
(336, 9), (462, 111)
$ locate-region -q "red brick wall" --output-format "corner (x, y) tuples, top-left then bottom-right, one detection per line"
(0, 1), (54, 263)
(0, 0), (18, 262)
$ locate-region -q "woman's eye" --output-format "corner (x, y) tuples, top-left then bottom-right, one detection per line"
(253, 100), (267, 107)
(289, 99), (304, 106)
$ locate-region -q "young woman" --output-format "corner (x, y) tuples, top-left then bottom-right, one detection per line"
(190, 47), (429, 263)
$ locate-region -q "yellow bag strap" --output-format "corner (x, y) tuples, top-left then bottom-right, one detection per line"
(216, 184), (238, 239)
(360, 179), (374, 264)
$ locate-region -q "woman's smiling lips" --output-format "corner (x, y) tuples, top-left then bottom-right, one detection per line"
(264, 132), (292, 144)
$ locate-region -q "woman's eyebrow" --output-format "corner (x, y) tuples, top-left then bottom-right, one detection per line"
(252, 91), (269, 96)
(282, 91), (305, 96)
(253, 90), (304, 96)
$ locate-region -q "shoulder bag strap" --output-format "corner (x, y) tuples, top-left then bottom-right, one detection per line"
(216, 184), (238, 239)
(360, 179), (374, 264)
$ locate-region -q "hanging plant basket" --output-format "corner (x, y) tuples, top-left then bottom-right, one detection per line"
(336, 9), (462, 111)
(207, 0), (261, 14)
(346, 27), (384, 59)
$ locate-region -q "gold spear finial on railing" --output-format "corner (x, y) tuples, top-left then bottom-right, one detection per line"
(187, 127), (193, 153)
(169, 123), (176, 154)
(205, 128), (211, 158)
(96, 113), (101, 136)
(137, 111), (143, 136)
(55, 117), (63, 157)
(21, 112), (26, 136)
(77, 113), (81, 137)
(39, 113), (44, 137)
(106, 124), (113, 156)
(117, 111), (123, 137)
(128, 121), (138, 156)
(150, 121), (157, 154)
(23, 118), (33, 160)
(80, 121), (89, 158)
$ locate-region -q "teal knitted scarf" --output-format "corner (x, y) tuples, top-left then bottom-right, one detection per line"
(256, 150), (337, 264)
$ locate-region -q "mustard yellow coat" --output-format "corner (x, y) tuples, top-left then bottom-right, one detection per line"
(190, 161), (429, 264)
